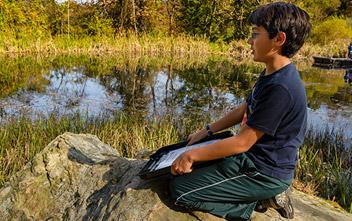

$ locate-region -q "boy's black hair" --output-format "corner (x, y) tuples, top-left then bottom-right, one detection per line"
(248, 2), (311, 58)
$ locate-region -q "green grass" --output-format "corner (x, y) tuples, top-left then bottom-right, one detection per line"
(0, 112), (208, 187)
(295, 126), (352, 212)
(0, 112), (351, 212)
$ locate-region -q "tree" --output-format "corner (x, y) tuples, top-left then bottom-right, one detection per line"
(177, 0), (259, 42)
(337, 0), (352, 18)
(293, 0), (341, 21)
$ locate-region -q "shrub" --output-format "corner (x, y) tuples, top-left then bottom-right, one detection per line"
(311, 17), (352, 45)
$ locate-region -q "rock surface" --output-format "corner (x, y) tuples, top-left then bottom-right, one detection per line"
(0, 132), (351, 221)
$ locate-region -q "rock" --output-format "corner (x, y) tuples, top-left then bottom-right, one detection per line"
(0, 132), (351, 221)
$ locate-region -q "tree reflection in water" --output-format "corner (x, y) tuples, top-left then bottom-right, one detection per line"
(0, 55), (350, 137)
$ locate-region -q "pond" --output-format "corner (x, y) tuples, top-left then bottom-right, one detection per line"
(0, 55), (351, 142)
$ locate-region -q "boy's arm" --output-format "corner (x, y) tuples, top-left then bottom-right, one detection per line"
(171, 124), (264, 175)
(187, 102), (247, 145)
(209, 102), (247, 132)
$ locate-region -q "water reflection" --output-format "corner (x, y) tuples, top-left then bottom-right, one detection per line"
(0, 70), (121, 118)
(0, 55), (351, 139)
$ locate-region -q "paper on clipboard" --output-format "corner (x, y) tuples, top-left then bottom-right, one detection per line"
(154, 139), (221, 170)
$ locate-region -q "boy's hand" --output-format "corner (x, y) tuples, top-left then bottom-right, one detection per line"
(171, 151), (194, 175)
(187, 129), (207, 146)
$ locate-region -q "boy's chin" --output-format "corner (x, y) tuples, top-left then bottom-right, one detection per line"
(251, 54), (259, 62)
(252, 55), (266, 62)
(252, 57), (261, 62)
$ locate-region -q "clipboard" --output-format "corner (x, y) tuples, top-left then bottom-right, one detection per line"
(138, 131), (234, 179)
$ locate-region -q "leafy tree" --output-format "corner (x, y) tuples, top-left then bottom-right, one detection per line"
(337, 0), (352, 17)
(231, 0), (259, 40)
(0, 0), (51, 44)
(177, 0), (221, 39)
(177, 0), (259, 42)
(62, 2), (113, 37)
(293, 0), (341, 21)
(0, 0), (351, 46)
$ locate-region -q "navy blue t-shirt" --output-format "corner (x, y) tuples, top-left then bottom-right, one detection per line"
(245, 63), (307, 181)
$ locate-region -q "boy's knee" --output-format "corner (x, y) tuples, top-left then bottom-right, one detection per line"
(169, 177), (195, 207)
(168, 177), (182, 201)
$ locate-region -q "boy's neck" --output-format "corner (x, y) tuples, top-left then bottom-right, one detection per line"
(264, 55), (291, 75)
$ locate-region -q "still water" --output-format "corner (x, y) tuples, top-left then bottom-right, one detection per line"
(0, 55), (351, 140)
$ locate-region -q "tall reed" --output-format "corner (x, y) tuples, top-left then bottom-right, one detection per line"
(0, 111), (351, 212)
(1, 33), (348, 61)
(0, 112), (208, 187)
(0, 34), (213, 57)
(295, 127), (352, 212)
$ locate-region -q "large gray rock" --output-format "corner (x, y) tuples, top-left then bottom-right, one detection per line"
(0, 132), (351, 221)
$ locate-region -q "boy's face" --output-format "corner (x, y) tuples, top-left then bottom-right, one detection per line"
(247, 25), (280, 63)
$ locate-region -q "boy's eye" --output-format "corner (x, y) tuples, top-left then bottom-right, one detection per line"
(250, 32), (260, 39)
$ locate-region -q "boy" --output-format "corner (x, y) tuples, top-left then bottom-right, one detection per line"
(169, 2), (311, 221)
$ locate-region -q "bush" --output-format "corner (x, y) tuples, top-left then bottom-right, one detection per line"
(311, 17), (352, 45)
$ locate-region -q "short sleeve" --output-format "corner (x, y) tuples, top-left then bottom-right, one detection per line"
(246, 85), (292, 136)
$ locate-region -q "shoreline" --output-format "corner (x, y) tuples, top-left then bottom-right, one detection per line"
(0, 35), (349, 61)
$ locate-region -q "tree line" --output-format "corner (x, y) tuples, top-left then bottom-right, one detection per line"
(0, 0), (351, 44)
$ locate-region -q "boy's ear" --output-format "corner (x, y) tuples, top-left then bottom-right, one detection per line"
(274, 31), (286, 46)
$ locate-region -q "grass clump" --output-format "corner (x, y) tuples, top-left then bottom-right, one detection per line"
(0, 111), (211, 187)
(295, 127), (352, 212)
(0, 112), (191, 187)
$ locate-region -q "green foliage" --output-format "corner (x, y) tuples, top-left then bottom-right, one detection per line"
(49, 1), (114, 37)
(101, 0), (166, 34)
(177, 0), (259, 42)
(310, 17), (352, 45)
(67, 3), (114, 37)
(294, 0), (341, 21)
(0, 0), (351, 50)
(338, 0), (352, 17)
(231, 0), (259, 40)
(177, 0), (220, 38)
(0, 0), (51, 39)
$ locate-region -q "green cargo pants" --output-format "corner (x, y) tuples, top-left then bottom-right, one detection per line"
(169, 153), (291, 221)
